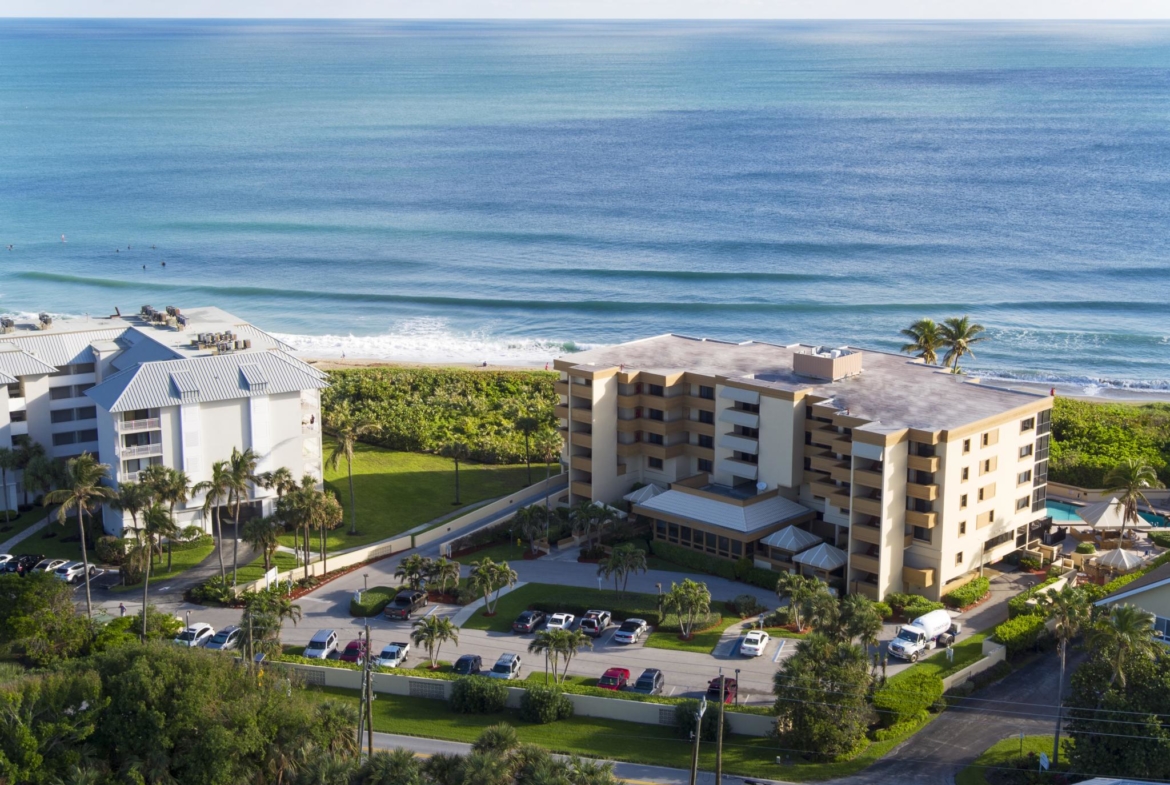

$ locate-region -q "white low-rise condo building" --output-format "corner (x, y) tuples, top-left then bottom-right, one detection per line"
(556, 335), (1053, 602)
(0, 306), (326, 535)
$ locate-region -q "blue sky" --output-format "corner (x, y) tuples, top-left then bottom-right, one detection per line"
(3, 0), (1168, 19)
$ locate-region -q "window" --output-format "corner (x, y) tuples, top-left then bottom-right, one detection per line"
(981, 429), (999, 447)
(52, 431), (77, 446)
(980, 457), (997, 475)
(1021, 417), (1035, 432)
(49, 386), (73, 400)
(913, 526), (931, 543)
(955, 552), (963, 566)
(1035, 434), (1051, 462)
(1016, 496), (1030, 511)
(648, 409), (664, 421)
(959, 520), (967, 535)
(735, 425), (759, 438)
(77, 429), (98, 443)
(736, 401), (760, 414)
(1032, 487), (1047, 512)
(698, 458), (713, 473)
(51, 408), (76, 424)
(699, 385), (715, 400)
(646, 433), (664, 445)
(978, 484), (995, 501)
(698, 410), (714, 425)
(734, 451), (758, 465)
(718, 536), (730, 556)
(962, 439), (971, 454)
(668, 523), (679, 542)
(1019, 444), (1034, 459)
(76, 406), (96, 421)
(647, 384), (664, 397)
(75, 383), (94, 395)
(1018, 470), (1032, 486)
(1155, 616), (1170, 642)
(698, 435), (714, 448)
(961, 467), (969, 481)
(960, 494), (968, 509)
(977, 510), (995, 528)
(648, 457), (664, 469)
(705, 531), (716, 553)
(9, 410), (25, 423)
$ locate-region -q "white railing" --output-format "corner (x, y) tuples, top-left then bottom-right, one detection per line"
(120, 443), (163, 458)
(117, 417), (161, 432)
(122, 471), (142, 482)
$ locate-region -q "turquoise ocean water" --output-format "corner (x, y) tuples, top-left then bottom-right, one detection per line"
(1, 20), (1168, 386)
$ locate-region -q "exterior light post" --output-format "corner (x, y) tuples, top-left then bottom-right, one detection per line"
(363, 573), (369, 592)
(734, 668), (740, 707)
(688, 696), (707, 785)
(185, 610), (190, 629)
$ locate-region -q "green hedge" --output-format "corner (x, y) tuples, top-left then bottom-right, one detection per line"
(519, 685), (574, 724)
(1150, 531), (1170, 549)
(885, 593), (945, 618)
(350, 585), (402, 617)
(649, 540), (779, 591)
(994, 614), (1048, 658)
(1007, 576), (1061, 618)
(872, 671), (944, 728)
(1049, 398), (1170, 487)
(1075, 541), (1098, 554)
(275, 655), (363, 671)
(942, 577), (990, 609)
(450, 676), (509, 714)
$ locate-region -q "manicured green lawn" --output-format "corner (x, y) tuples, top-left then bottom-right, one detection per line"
(955, 734), (1070, 785)
(888, 633), (988, 685)
(297, 439), (532, 553)
(459, 541), (528, 564)
(235, 550), (300, 584)
(111, 537), (216, 593)
(11, 519), (92, 561)
(643, 614), (741, 654)
(459, 583), (666, 634)
(0, 507), (48, 543)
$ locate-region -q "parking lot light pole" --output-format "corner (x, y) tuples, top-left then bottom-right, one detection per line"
(715, 672), (725, 783)
(185, 610), (190, 630)
(688, 696), (707, 785)
(363, 573), (369, 592)
(735, 668), (740, 707)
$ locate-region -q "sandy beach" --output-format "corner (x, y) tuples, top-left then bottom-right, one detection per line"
(303, 357), (547, 373)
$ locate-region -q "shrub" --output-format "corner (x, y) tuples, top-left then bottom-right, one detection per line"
(518, 685), (573, 724)
(870, 715), (928, 742)
(1007, 576), (1060, 618)
(1048, 398), (1170, 488)
(1018, 556), (1042, 572)
(943, 577), (990, 609)
(450, 676), (508, 714)
(902, 600), (946, 618)
(578, 545), (607, 560)
(178, 525), (205, 543)
(872, 601), (893, 620)
(187, 576), (236, 606)
(763, 606), (791, 627)
(994, 614), (1048, 659)
(350, 586), (397, 617)
(95, 536), (127, 566)
(730, 594), (767, 618)
(674, 698), (726, 742)
(650, 540), (780, 590)
(1075, 541), (1098, 554)
(872, 671), (944, 727)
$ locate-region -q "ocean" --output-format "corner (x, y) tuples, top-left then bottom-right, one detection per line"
(1, 19), (1169, 389)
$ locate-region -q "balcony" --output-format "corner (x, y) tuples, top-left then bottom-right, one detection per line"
(852, 524), (882, 546)
(830, 438), (853, 456)
(117, 417), (161, 433)
(121, 470), (143, 483)
(570, 481), (594, 498)
(907, 482), (939, 502)
(829, 466), (852, 483)
(554, 405), (569, 420)
(570, 455), (592, 471)
(809, 455), (847, 473)
(719, 408), (760, 429)
(682, 395), (717, 413)
(10, 420), (28, 436)
(851, 553), (881, 574)
(724, 458), (759, 480)
(905, 510), (937, 528)
(810, 480), (840, 499)
(907, 454), (940, 472)
(570, 431), (593, 449)
(853, 469), (884, 489)
(554, 380), (569, 396)
(120, 443), (163, 458)
(852, 496), (884, 517)
(804, 444), (830, 458)
(719, 433), (759, 455)
(641, 419), (688, 437)
(571, 408), (593, 424)
(684, 444), (714, 461)
(804, 470), (828, 485)
(904, 533), (914, 548)
(851, 580), (879, 600)
(903, 566), (935, 588)
(688, 421), (716, 437)
(829, 491), (852, 511)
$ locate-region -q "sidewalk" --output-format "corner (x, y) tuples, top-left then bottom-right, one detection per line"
(0, 512), (49, 552)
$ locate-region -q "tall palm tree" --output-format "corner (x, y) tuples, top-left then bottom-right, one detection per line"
(305, 485), (343, 575)
(242, 515), (281, 572)
(899, 318), (943, 365)
(262, 466), (299, 561)
(939, 315), (987, 373)
(227, 447), (260, 585)
(839, 593), (883, 653)
(22, 450), (61, 512)
(15, 440), (45, 506)
(44, 453), (115, 619)
(533, 429), (563, 519)
(438, 438), (472, 506)
(1038, 584), (1090, 765)
(137, 503), (175, 641)
(394, 554), (430, 590)
(514, 505), (546, 554)
(411, 614), (460, 668)
(141, 465), (190, 571)
(528, 628), (592, 685)
(193, 460), (232, 580)
(469, 558), (518, 614)
(1087, 603), (1156, 689)
(775, 572), (821, 633)
(1104, 458), (1165, 545)
(0, 446), (15, 526)
(597, 543), (647, 597)
(513, 413), (542, 486)
(427, 557), (461, 596)
(324, 408), (380, 536)
(111, 481), (153, 572)
(662, 579), (711, 640)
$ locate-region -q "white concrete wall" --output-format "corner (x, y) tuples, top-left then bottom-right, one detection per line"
(757, 396), (800, 491)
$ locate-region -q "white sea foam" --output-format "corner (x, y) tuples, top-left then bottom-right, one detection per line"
(273, 317), (595, 366)
(976, 370), (1170, 393)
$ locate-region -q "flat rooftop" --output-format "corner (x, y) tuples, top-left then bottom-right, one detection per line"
(561, 333), (1046, 433)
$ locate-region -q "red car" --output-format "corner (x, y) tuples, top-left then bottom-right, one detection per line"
(339, 639), (368, 664)
(597, 667), (630, 691)
(707, 677), (737, 704)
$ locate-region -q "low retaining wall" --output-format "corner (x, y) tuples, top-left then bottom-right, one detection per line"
(1049, 482), (1170, 506)
(436, 476), (567, 557)
(274, 661), (773, 736)
(941, 639), (1008, 691)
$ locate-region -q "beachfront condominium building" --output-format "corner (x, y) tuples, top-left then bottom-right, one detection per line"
(555, 335), (1053, 602)
(0, 306), (326, 536)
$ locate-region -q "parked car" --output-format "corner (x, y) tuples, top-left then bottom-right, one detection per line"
(174, 623), (215, 648)
(4, 554), (42, 575)
(339, 639), (369, 664)
(54, 561), (96, 583)
(206, 625), (242, 651)
(488, 653), (522, 680)
(630, 668), (665, 696)
(376, 642), (411, 669)
(545, 612), (575, 631)
(579, 610), (612, 638)
(32, 558), (67, 574)
(597, 667), (630, 691)
(384, 590), (429, 620)
(453, 654), (483, 676)
(612, 618), (649, 645)
(512, 610), (546, 634)
(0, 554), (13, 571)
(739, 630), (770, 657)
(303, 629), (339, 660)
(707, 677), (737, 704)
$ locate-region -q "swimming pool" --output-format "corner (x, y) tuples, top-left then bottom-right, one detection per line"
(1047, 499), (1165, 527)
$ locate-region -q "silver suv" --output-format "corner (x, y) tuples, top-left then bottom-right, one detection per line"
(488, 653), (522, 680)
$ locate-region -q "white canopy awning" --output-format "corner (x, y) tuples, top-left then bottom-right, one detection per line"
(793, 542), (848, 572)
(759, 526), (822, 554)
(1075, 497), (1154, 532)
(623, 483), (667, 505)
(1097, 547), (1146, 572)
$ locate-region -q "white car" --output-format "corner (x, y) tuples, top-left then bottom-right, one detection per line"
(54, 561), (96, 583)
(545, 612), (575, 631)
(33, 558), (68, 574)
(174, 623), (215, 648)
(612, 618), (649, 645)
(740, 630), (770, 657)
(376, 642), (411, 669)
(304, 629), (339, 660)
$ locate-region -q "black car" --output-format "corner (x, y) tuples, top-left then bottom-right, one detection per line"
(7, 554), (44, 576)
(512, 610), (546, 634)
(384, 590), (429, 620)
(630, 668), (665, 696)
(453, 654), (483, 676)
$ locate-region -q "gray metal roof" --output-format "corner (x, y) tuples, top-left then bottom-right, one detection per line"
(794, 542), (849, 571)
(0, 344), (57, 378)
(759, 526), (823, 553)
(0, 328), (128, 367)
(86, 350), (328, 413)
(239, 363), (268, 391)
(633, 490), (812, 535)
(109, 334), (182, 371)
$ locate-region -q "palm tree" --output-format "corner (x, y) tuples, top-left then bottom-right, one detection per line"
(528, 628), (592, 685)
(44, 453), (115, 619)
(354, 749), (424, 785)
(325, 407), (380, 536)
(597, 543), (647, 597)
(193, 460), (232, 580)
(243, 515), (281, 572)
(137, 503), (175, 641)
(141, 465), (190, 571)
(514, 505), (546, 554)
(471, 723), (520, 757)
(308, 486), (343, 575)
(570, 500), (601, 548)
(899, 318), (943, 365)
(227, 447), (260, 585)
(438, 438), (472, 506)
(532, 429), (563, 518)
(23, 450), (62, 513)
(939, 315), (987, 373)
(1038, 584), (1090, 765)
(775, 572), (820, 633)
(395, 554), (431, 591)
(513, 413), (542, 486)
(111, 481), (153, 575)
(1087, 603), (1156, 689)
(839, 593), (883, 651)
(0, 446), (15, 526)
(662, 579), (711, 640)
(470, 558), (518, 614)
(427, 557), (461, 596)
(262, 466), (299, 560)
(15, 440), (45, 506)
(1104, 458), (1165, 545)
(411, 614), (460, 668)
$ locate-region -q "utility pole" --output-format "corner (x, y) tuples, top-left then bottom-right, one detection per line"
(365, 622), (374, 761)
(356, 627), (366, 760)
(688, 697), (707, 785)
(715, 672), (725, 783)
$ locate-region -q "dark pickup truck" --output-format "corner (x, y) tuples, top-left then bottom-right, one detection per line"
(384, 590), (429, 620)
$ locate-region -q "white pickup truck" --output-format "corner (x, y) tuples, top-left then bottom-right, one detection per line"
(888, 609), (961, 662)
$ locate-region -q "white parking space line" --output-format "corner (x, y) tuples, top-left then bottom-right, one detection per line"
(772, 640), (785, 663)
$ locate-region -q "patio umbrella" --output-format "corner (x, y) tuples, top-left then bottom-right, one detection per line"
(1096, 547), (1145, 572)
(1075, 497), (1154, 532)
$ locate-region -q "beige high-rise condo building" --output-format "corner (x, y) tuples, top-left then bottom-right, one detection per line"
(555, 334), (1052, 602)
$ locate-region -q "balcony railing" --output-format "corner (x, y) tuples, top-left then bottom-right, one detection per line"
(117, 417), (161, 433)
(120, 443), (163, 458)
